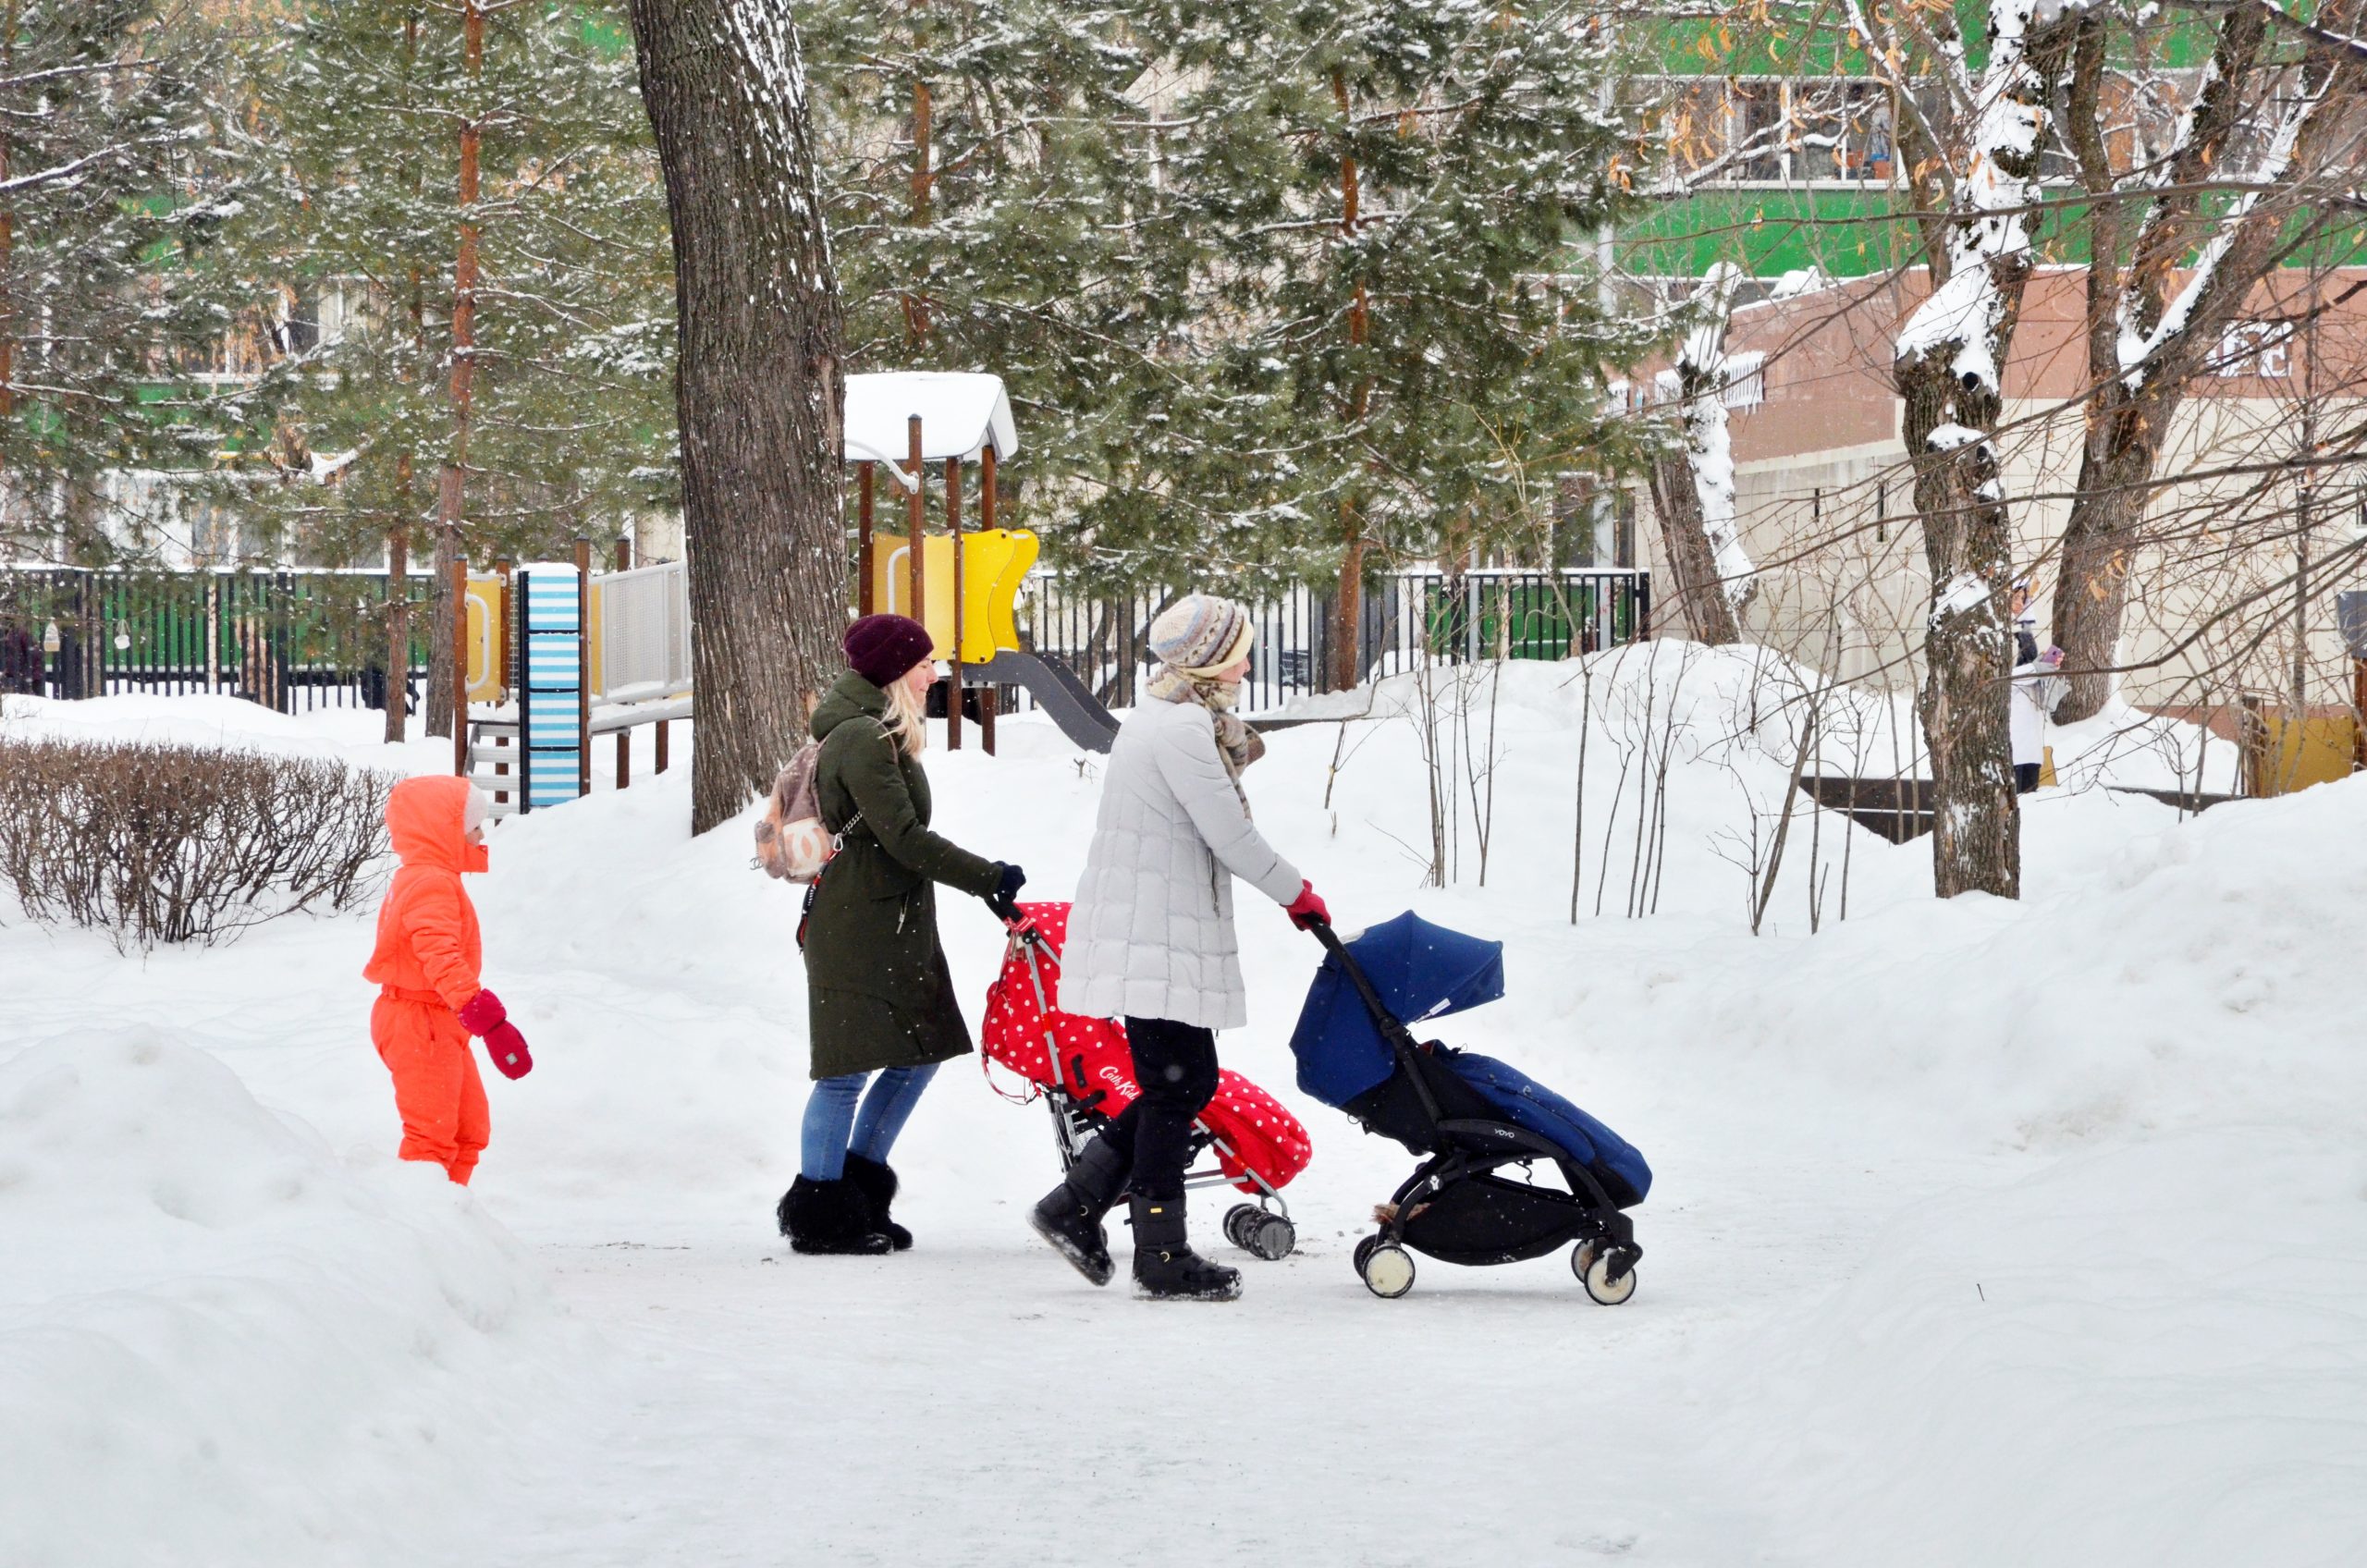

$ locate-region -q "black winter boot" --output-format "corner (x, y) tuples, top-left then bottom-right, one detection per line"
(778, 1176), (894, 1256)
(1027, 1136), (1129, 1287)
(841, 1154), (913, 1251)
(1128, 1194), (1241, 1302)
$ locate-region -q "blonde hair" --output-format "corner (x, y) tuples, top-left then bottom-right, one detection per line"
(883, 673), (930, 756)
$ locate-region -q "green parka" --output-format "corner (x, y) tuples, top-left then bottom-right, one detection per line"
(801, 671), (1003, 1080)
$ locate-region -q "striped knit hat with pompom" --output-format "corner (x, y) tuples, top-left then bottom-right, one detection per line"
(1147, 594), (1254, 676)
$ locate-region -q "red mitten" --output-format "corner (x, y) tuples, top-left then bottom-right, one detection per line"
(457, 988), (507, 1035)
(482, 1021), (533, 1080)
(1285, 881), (1330, 931)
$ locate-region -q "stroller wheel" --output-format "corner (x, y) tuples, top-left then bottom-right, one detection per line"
(1360, 1243), (1417, 1300)
(1222, 1204), (1260, 1252)
(1247, 1213), (1295, 1261)
(1577, 1243), (1638, 1306)
(1352, 1233), (1380, 1274)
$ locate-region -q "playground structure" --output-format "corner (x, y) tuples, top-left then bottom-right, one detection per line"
(844, 370), (1119, 753)
(449, 539), (693, 815)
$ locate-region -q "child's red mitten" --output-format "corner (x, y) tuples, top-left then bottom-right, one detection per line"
(483, 1021), (533, 1080)
(459, 989), (534, 1079)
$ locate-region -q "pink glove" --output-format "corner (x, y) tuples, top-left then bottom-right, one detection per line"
(1285, 881), (1330, 931)
(458, 989), (534, 1080)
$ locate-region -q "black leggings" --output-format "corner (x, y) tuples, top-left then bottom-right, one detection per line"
(1096, 1016), (1219, 1202)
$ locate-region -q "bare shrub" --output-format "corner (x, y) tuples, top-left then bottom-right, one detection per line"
(0, 738), (397, 948)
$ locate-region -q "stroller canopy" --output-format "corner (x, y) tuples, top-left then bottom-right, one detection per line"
(1289, 912), (1504, 1108)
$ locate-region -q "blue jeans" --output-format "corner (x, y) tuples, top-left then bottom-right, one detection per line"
(800, 1063), (939, 1181)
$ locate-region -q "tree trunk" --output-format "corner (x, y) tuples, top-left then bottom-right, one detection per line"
(1645, 448), (1741, 643)
(629, 0), (847, 835)
(1332, 517), (1364, 690)
(385, 524), (410, 743)
(2050, 433), (2152, 722)
(1900, 357), (2019, 900)
(426, 0), (485, 741)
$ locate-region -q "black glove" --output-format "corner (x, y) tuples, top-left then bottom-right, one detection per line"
(985, 862), (1026, 921)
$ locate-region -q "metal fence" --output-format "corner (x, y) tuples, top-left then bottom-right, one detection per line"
(1, 564), (1651, 719)
(1016, 570), (1650, 713)
(0, 568), (433, 712)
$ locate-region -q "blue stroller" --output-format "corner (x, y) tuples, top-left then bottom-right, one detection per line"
(1293, 913), (1651, 1302)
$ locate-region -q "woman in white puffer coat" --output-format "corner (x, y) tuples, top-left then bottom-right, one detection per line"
(1029, 593), (1329, 1301)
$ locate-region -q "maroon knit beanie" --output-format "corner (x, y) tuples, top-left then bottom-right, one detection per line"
(842, 614), (936, 688)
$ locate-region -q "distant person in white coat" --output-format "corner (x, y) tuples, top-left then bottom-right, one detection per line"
(2010, 576), (2064, 794)
(1027, 593), (1329, 1302)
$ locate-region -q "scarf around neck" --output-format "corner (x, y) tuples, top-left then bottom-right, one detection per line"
(1147, 663), (1265, 809)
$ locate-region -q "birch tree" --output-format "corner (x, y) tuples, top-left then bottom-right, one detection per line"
(1647, 263), (1755, 643)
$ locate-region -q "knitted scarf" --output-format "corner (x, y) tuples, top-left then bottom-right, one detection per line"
(1147, 664), (1265, 810)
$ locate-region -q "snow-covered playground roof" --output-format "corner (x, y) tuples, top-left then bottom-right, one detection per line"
(842, 373), (1018, 480)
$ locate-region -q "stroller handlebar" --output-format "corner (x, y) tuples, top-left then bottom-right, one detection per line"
(1304, 915), (1418, 1047)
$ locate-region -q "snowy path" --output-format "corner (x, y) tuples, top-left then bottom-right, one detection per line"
(479, 1129), (1993, 1568)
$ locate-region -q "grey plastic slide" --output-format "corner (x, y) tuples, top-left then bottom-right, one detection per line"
(977, 650), (1121, 753)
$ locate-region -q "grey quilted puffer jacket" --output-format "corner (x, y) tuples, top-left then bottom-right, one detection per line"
(1062, 692), (1304, 1030)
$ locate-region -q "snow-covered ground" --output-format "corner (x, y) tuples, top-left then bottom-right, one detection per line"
(3, 653), (2361, 1566)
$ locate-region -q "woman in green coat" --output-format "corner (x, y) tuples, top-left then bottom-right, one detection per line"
(778, 614), (1025, 1256)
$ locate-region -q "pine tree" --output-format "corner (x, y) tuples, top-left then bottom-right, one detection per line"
(224, 0), (674, 570)
(807, 0), (1660, 641)
(0, 0), (255, 563)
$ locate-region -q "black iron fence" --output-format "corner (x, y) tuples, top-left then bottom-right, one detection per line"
(1017, 570), (1650, 713)
(0, 564), (1650, 719)
(0, 568), (434, 712)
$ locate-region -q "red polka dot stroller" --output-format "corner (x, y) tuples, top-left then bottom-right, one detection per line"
(981, 901), (1311, 1261)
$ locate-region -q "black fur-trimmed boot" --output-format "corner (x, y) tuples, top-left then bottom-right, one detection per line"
(1128, 1194), (1241, 1302)
(841, 1154), (913, 1251)
(777, 1176), (894, 1256)
(1027, 1136), (1129, 1287)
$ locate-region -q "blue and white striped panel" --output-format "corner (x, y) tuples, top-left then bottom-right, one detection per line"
(519, 568), (584, 808)
(523, 573), (580, 632)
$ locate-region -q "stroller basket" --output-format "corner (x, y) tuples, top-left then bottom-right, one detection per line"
(982, 901), (1312, 1262)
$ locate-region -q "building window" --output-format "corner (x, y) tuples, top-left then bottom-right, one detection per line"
(2217, 321), (2293, 379)
(1631, 76), (1911, 188)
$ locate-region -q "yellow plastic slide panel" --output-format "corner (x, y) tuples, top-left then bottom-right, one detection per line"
(871, 529), (1037, 663)
(463, 575), (506, 702)
(976, 529), (1037, 656)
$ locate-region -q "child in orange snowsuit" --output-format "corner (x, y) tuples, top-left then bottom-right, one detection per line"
(363, 776), (533, 1183)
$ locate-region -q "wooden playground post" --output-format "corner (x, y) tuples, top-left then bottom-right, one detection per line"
(613, 538), (632, 787)
(2354, 658), (2367, 776)
(979, 444), (998, 757)
(905, 415), (925, 626)
(574, 537), (593, 799)
(946, 453), (963, 749)
(857, 461), (876, 615)
(449, 540), (468, 776)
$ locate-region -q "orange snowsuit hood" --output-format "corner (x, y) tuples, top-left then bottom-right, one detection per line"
(363, 777), (487, 1011)
(386, 775), (487, 876)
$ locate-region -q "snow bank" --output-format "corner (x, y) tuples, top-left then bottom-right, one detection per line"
(0, 1029), (595, 1567)
(0, 691), (452, 777)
